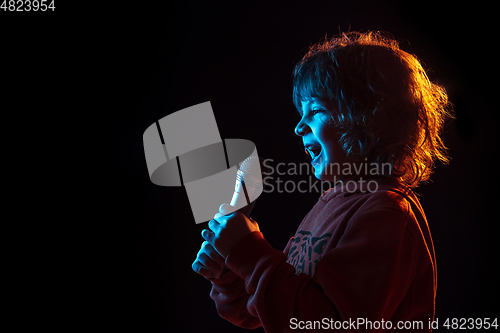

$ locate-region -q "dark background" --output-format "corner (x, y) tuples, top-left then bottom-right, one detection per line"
(110, 1), (498, 332)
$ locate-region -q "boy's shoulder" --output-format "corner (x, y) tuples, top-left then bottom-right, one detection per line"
(322, 177), (417, 215)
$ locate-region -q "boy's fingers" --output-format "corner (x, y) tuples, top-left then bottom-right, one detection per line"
(214, 212), (224, 221)
(208, 219), (220, 233)
(191, 260), (215, 278)
(197, 252), (222, 275)
(219, 203), (233, 215)
(202, 241), (225, 266)
(201, 229), (214, 244)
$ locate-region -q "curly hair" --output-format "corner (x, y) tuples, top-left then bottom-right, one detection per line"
(293, 31), (452, 188)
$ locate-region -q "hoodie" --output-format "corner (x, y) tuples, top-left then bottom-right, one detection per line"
(208, 178), (436, 332)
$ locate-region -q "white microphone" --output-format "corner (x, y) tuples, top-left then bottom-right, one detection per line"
(230, 156), (267, 217)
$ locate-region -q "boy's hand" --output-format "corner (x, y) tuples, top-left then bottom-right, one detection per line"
(202, 203), (260, 258)
(192, 241), (226, 279)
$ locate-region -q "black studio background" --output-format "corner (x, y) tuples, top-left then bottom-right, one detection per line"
(108, 1), (499, 332)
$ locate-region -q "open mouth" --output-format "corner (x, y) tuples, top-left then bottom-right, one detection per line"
(304, 144), (322, 165)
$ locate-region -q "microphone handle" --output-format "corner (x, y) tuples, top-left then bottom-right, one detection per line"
(231, 170), (259, 217)
(215, 179), (257, 277)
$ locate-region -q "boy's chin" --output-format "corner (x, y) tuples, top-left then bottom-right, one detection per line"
(313, 165), (338, 182)
(316, 174), (339, 182)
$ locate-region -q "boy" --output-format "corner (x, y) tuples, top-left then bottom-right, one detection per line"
(192, 31), (451, 332)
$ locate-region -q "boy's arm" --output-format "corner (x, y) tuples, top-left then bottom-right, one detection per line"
(203, 233), (296, 329)
(208, 268), (262, 329)
(205, 235), (296, 330)
(218, 209), (419, 332)
(192, 232), (262, 328)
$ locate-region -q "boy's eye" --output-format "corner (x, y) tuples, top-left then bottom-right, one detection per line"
(311, 109), (324, 115)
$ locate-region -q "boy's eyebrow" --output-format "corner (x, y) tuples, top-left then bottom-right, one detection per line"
(297, 99), (315, 116)
(297, 103), (307, 117)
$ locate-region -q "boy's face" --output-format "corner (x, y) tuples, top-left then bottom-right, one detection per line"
(295, 98), (350, 182)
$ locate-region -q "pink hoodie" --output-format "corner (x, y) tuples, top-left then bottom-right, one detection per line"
(208, 178), (436, 332)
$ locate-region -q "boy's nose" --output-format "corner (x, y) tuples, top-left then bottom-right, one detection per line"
(295, 120), (310, 136)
